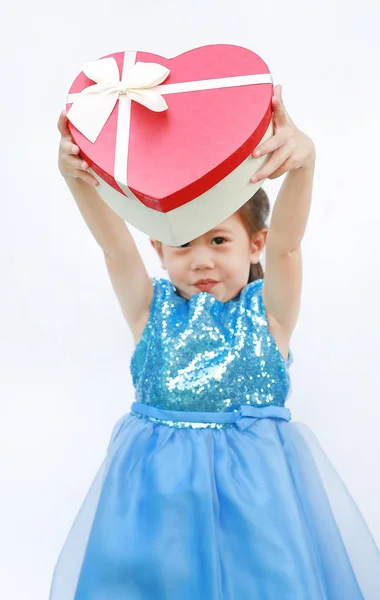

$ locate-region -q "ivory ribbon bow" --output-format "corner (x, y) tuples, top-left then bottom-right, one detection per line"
(67, 57), (170, 143)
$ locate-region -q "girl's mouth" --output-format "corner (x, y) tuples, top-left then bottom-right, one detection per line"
(195, 281), (218, 291)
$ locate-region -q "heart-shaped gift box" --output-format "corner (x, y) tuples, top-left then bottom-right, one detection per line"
(66, 44), (273, 246)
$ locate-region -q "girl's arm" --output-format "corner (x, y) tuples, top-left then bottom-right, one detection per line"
(58, 112), (152, 341)
(250, 87), (316, 340)
(263, 162), (315, 337)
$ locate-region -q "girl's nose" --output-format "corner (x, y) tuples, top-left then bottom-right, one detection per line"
(190, 247), (215, 270)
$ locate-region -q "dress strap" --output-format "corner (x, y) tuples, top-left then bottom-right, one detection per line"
(131, 402), (291, 430)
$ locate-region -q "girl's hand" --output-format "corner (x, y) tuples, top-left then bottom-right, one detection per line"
(57, 111), (99, 187)
(250, 85), (316, 183)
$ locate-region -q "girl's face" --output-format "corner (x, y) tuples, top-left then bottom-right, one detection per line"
(151, 212), (267, 303)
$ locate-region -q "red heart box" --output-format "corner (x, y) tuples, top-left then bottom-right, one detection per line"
(66, 44), (273, 245)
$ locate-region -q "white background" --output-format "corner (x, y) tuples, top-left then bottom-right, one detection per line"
(1, 1), (379, 598)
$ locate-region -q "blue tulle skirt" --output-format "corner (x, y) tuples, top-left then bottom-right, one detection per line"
(49, 404), (380, 600)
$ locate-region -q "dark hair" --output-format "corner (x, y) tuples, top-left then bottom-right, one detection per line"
(237, 187), (270, 283)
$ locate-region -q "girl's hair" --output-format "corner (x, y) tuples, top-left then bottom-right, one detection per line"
(237, 187), (270, 283)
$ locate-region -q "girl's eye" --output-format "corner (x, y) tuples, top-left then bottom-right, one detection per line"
(179, 237), (226, 249)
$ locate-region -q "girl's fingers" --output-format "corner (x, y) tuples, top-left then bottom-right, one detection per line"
(58, 112), (83, 155)
(253, 133), (284, 158)
(267, 159), (292, 180)
(78, 170), (100, 187)
(250, 145), (290, 183)
(63, 165), (99, 187)
(272, 85), (289, 126)
(58, 125), (98, 186)
(62, 137), (80, 155)
(273, 84), (283, 104)
(60, 147), (86, 169)
(57, 110), (71, 137)
(58, 119), (80, 157)
(60, 153), (91, 176)
(70, 156), (90, 172)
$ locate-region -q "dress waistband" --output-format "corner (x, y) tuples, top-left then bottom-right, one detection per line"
(131, 402), (291, 431)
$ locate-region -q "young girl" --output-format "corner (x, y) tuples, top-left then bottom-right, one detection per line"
(50, 86), (380, 599)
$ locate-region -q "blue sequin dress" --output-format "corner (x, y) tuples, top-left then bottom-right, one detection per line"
(49, 277), (380, 600)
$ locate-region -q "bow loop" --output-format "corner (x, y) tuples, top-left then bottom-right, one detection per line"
(122, 60), (170, 89)
(235, 405), (292, 431)
(235, 406), (260, 431)
(67, 58), (170, 143)
(82, 56), (120, 85)
(126, 89), (169, 112)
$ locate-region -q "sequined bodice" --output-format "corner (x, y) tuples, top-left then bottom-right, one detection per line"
(130, 277), (293, 413)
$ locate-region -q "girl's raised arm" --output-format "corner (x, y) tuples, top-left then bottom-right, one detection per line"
(57, 111), (152, 342)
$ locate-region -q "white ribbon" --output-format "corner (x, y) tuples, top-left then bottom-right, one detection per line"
(67, 52), (273, 202)
(67, 56), (170, 143)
